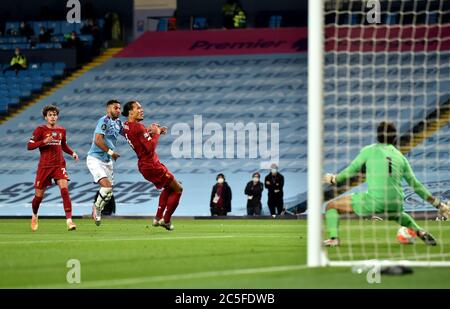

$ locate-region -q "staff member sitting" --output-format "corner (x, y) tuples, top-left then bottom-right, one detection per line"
(3, 48), (28, 75)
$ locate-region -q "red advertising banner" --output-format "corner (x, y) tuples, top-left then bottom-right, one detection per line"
(115, 28), (307, 57)
(116, 24), (450, 58)
(325, 24), (450, 52)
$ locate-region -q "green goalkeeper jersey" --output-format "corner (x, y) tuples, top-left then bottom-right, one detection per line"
(335, 143), (432, 206)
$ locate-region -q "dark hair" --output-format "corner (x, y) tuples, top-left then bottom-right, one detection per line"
(106, 99), (120, 106)
(252, 172), (260, 178)
(377, 121), (397, 145)
(216, 173), (225, 180)
(42, 105), (60, 118)
(122, 101), (137, 117)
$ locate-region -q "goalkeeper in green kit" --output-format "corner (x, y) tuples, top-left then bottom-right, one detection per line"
(322, 121), (449, 247)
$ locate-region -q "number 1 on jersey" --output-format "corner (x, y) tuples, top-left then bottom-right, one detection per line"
(386, 157), (393, 176)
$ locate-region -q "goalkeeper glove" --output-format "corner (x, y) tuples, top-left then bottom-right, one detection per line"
(437, 202), (449, 220)
(432, 198), (449, 219)
(322, 173), (336, 185)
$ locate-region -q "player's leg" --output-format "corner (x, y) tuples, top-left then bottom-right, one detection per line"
(30, 168), (52, 231)
(388, 212), (437, 246)
(153, 187), (171, 226)
(160, 178), (183, 231)
(56, 179), (76, 231)
(324, 195), (355, 247)
(31, 188), (45, 231)
(87, 156), (114, 225)
(92, 177), (113, 225)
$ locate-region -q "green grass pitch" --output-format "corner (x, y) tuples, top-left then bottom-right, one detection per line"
(0, 218), (449, 288)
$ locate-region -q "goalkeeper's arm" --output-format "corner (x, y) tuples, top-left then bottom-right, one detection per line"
(323, 149), (366, 185)
(403, 157), (449, 218)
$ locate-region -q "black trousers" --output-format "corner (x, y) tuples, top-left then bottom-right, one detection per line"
(247, 203), (262, 216)
(268, 196), (284, 215)
(211, 205), (227, 216)
(3, 64), (26, 74)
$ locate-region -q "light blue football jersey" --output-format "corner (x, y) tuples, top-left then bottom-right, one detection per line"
(87, 115), (124, 162)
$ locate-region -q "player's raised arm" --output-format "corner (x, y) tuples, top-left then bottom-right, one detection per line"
(323, 148), (367, 185)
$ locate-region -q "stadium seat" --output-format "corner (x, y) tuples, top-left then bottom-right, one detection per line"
(32, 21), (48, 36)
(192, 17), (208, 30)
(61, 22), (75, 35)
(157, 18), (169, 31)
(385, 13), (398, 24)
(47, 21), (62, 35)
(269, 15), (283, 28)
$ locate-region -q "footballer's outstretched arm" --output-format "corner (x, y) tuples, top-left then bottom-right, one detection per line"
(403, 156), (448, 217)
(323, 150), (367, 185)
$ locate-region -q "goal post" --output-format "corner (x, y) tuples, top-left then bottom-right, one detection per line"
(308, 0), (450, 267)
(307, 0), (326, 267)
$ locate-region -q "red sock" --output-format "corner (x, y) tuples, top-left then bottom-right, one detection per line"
(163, 191), (182, 223)
(32, 196), (43, 215)
(60, 188), (72, 219)
(156, 188), (171, 219)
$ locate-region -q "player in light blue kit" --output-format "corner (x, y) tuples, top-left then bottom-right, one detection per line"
(87, 99), (124, 225)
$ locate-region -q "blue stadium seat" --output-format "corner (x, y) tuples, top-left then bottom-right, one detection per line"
(79, 34), (93, 42)
(61, 22), (75, 35)
(345, 14), (358, 25)
(5, 22), (20, 33)
(32, 21), (48, 36)
(192, 17), (208, 30)
(0, 44), (12, 50)
(8, 37), (28, 44)
(157, 18), (169, 31)
(427, 12), (438, 24)
(97, 18), (105, 29)
(35, 43), (62, 49)
(54, 62), (66, 70)
(51, 35), (66, 43)
(385, 13), (398, 24)
(47, 21), (62, 35)
(74, 22), (82, 34)
(269, 15), (282, 28)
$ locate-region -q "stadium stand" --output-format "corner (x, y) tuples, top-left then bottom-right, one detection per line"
(0, 62), (65, 114)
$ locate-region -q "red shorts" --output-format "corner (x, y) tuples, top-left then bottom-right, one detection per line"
(139, 163), (174, 189)
(34, 166), (69, 189)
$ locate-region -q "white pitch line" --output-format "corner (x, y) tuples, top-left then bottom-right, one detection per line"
(37, 264), (309, 288)
(0, 234), (299, 245)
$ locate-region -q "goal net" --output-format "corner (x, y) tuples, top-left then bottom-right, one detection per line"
(308, 0), (450, 267)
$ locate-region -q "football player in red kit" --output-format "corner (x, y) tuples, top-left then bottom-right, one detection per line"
(27, 105), (79, 231)
(122, 101), (182, 231)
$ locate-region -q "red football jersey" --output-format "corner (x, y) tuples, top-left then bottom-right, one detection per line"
(27, 125), (74, 168)
(123, 121), (160, 168)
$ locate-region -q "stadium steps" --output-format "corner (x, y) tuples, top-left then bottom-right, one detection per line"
(323, 99), (450, 202)
(59, 48), (122, 83)
(0, 48), (122, 125)
(399, 99), (450, 153)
